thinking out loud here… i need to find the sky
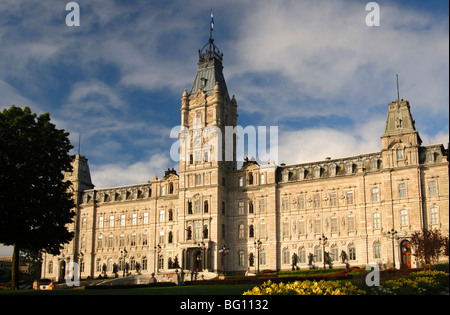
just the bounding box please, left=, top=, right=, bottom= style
left=0, top=0, right=448, bottom=256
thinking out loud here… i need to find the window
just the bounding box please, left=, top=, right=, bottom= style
left=258, top=199, right=265, bottom=213
left=314, top=218, right=321, bottom=234
left=194, top=222, right=202, bottom=240
left=222, top=201, right=226, bottom=214
left=81, top=217, right=87, bottom=229
left=159, top=210, right=165, bottom=222
left=297, top=195, right=305, bottom=210
left=330, top=166, right=336, bottom=176
left=313, top=193, right=320, bottom=209
left=98, top=235, right=103, bottom=248
left=158, top=231, right=164, bottom=244
left=238, top=202, right=244, bottom=215
left=143, top=212, right=149, bottom=224
left=80, top=236, right=85, bottom=249
left=142, top=257, right=148, bottom=271
left=374, top=242, right=381, bottom=259
left=221, top=224, right=225, bottom=238
left=346, top=164, right=353, bottom=174
left=260, top=173, right=265, bottom=185
left=331, top=246, right=339, bottom=262
left=99, top=216, right=104, bottom=228
left=346, top=191, right=354, bottom=205
left=195, top=200, right=201, bottom=214
left=239, top=176, right=244, bottom=187
left=370, top=160, right=378, bottom=170
left=119, top=234, right=124, bottom=247
left=131, top=234, right=136, bottom=246
left=347, top=215, right=355, bottom=231
left=283, top=248, right=290, bottom=264
left=315, top=246, right=322, bottom=262
left=238, top=224, right=244, bottom=239
left=121, top=214, right=126, bottom=226
left=239, top=251, right=245, bottom=267
left=430, top=207, right=439, bottom=225
left=314, top=167, right=321, bottom=178
left=108, top=235, right=113, bottom=247
left=143, top=233, right=148, bottom=246
left=259, top=222, right=266, bottom=238
left=259, top=250, right=266, bottom=265
left=371, top=187, right=379, bottom=202
left=396, top=149, right=404, bottom=160
left=132, top=213, right=137, bottom=225
left=373, top=212, right=381, bottom=229
left=298, top=248, right=306, bottom=263
left=348, top=244, right=356, bottom=260
left=282, top=221, right=289, bottom=237
left=428, top=181, right=437, bottom=196
left=400, top=209, right=409, bottom=226
left=297, top=220, right=306, bottom=235
left=330, top=217, right=338, bottom=233
left=195, top=174, right=202, bottom=185
left=398, top=183, right=407, bottom=198
left=48, top=261, right=53, bottom=274
left=282, top=197, right=289, bottom=211
left=329, top=192, right=337, bottom=207
left=161, top=186, right=165, bottom=196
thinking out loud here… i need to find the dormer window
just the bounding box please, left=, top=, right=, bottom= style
left=396, top=148, right=404, bottom=160
left=200, top=77, right=207, bottom=88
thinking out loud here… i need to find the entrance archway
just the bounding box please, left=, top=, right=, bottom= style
left=400, top=240, right=411, bottom=269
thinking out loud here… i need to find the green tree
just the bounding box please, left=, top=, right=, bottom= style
left=0, top=106, right=75, bottom=289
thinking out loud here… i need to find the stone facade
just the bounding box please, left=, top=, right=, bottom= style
left=41, top=39, right=449, bottom=281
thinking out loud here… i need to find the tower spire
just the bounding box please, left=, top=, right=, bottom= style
left=396, top=74, right=400, bottom=101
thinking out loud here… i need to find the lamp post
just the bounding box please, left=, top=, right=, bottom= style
left=120, top=248, right=127, bottom=277
left=319, top=234, right=328, bottom=269
left=154, top=244, right=161, bottom=274
left=218, top=245, right=229, bottom=275
left=254, top=239, right=262, bottom=274
left=198, top=241, right=206, bottom=271
left=387, top=228, right=398, bottom=269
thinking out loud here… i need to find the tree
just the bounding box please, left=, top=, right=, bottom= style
left=0, top=106, right=75, bottom=289
left=410, top=228, right=446, bottom=265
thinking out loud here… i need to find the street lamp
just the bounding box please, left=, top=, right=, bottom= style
left=218, top=245, right=229, bottom=275
left=319, top=234, right=328, bottom=269
left=120, top=248, right=127, bottom=277
left=154, top=244, right=161, bottom=274
left=198, top=241, right=206, bottom=271
left=254, top=239, right=262, bottom=274
left=387, top=228, right=398, bottom=269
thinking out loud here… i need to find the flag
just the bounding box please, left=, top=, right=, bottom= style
left=210, top=10, right=214, bottom=32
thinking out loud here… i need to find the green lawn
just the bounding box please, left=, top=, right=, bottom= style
left=0, top=284, right=255, bottom=295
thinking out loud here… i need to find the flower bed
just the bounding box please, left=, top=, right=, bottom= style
left=243, top=280, right=366, bottom=295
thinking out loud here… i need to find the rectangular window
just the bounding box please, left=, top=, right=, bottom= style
left=222, top=224, right=226, bottom=238
left=161, top=186, right=165, bottom=196
left=108, top=235, right=113, bottom=247
left=396, top=149, right=404, bottom=160
left=238, top=224, right=244, bottom=239
left=346, top=191, right=354, bottom=205
left=132, top=213, right=137, bottom=225
left=259, top=222, right=266, bottom=238
left=239, top=176, right=244, bottom=187
left=314, top=218, right=321, bottom=234
left=313, top=194, right=320, bottom=209
left=297, top=195, right=305, bottom=210
left=143, top=212, right=149, bottom=224
left=195, top=200, right=201, bottom=214
left=194, top=222, right=202, bottom=240
left=130, top=234, right=136, bottom=246
left=158, top=231, right=164, bottom=244
left=119, top=234, right=124, bottom=247
left=329, top=192, right=337, bottom=207
left=430, top=207, right=439, bottom=224
left=347, top=215, right=355, bottom=231
left=400, top=209, right=409, bottom=226
left=330, top=217, right=338, bottom=233
left=238, top=202, right=244, bottom=215
left=298, top=220, right=306, bottom=235
left=428, top=181, right=437, bottom=196
left=399, top=183, right=407, bottom=198
left=258, top=199, right=265, bottom=213
left=222, top=201, right=226, bottom=214
left=282, top=197, right=289, bottom=211
left=109, top=215, right=114, bottom=227
left=99, top=216, right=104, bottom=228
left=121, top=214, right=126, bottom=226
left=159, top=210, right=165, bottom=222
left=373, top=212, right=381, bottom=229
left=195, top=174, right=202, bottom=185
left=371, top=187, right=379, bottom=202
left=97, top=236, right=102, bottom=249
left=282, top=221, right=289, bottom=237
left=260, top=173, right=265, bottom=185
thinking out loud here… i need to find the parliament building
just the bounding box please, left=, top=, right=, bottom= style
left=41, top=36, right=449, bottom=282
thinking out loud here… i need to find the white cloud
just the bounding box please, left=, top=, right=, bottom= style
left=90, top=153, right=175, bottom=188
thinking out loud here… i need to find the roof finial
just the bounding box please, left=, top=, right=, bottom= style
left=210, top=9, right=214, bottom=42
left=396, top=74, right=400, bottom=101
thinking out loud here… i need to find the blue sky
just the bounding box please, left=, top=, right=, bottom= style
left=0, top=1, right=448, bottom=255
